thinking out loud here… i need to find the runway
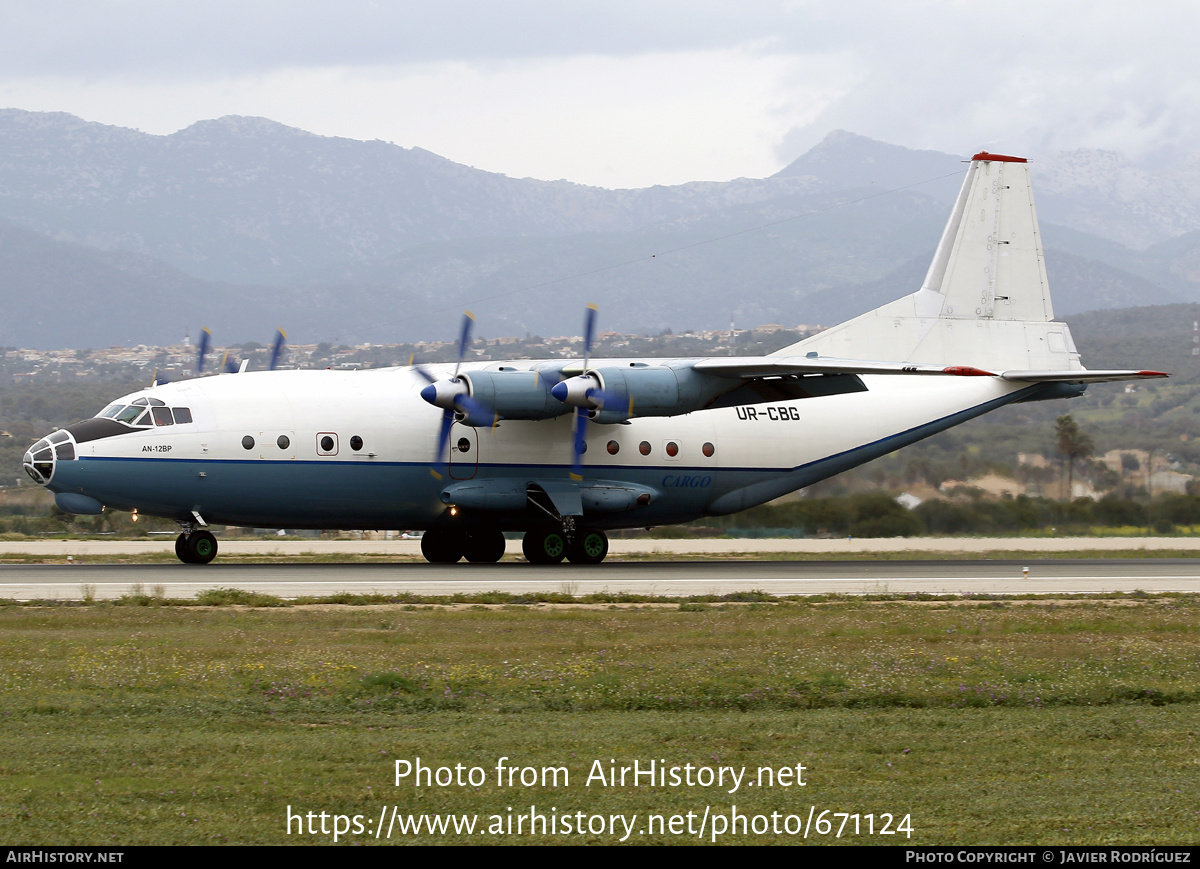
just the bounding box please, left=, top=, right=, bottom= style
left=3, top=559, right=1200, bottom=600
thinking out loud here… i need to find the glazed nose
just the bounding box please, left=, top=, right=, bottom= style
left=22, top=430, right=76, bottom=485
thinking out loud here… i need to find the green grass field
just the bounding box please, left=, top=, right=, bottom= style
left=2, top=596, right=1199, bottom=845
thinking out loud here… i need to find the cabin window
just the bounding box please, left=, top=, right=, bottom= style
left=317, top=433, right=338, bottom=455
left=607, top=440, right=620, bottom=455
left=242, top=435, right=255, bottom=450
left=456, top=437, right=471, bottom=453
left=350, top=435, right=363, bottom=451
left=277, top=435, right=290, bottom=449
left=702, top=442, right=715, bottom=457
left=639, top=441, right=651, bottom=456
left=665, top=441, right=679, bottom=457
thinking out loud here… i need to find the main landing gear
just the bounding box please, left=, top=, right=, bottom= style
left=419, top=527, right=609, bottom=564
left=175, top=529, right=218, bottom=564
left=421, top=528, right=508, bottom=564
left=522, top=528, right=608, bottom=565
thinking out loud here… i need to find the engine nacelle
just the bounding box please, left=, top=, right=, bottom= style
left=557, top=364, right=733, bottom=422
left=459, top=370, right=569, bottom=421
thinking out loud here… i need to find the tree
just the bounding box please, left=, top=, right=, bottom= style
left=1055, top=415, right=1094, bottom=500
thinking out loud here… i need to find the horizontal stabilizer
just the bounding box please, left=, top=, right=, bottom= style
left=695, top=356, right=996, bottom=379
left=999, top=369, right=1168, bottom=383
left=694, top=358, right=1168, bottom=385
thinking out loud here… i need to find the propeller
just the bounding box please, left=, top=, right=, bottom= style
left=547, top=304, right=634, bottom=479
left=414, top=311, right=498, bottom=478
left=268, top=328, right=288, bottom=370
left=220, top=350, right=239, bottom=374
left=196, top=328, right=212, bottom=375
left=542, top=305, right=601, bottom=479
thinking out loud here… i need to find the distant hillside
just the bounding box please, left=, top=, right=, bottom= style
left=2, top=111, right=1199, bottom=347
left=1064, top=303, right=1200, bottom=375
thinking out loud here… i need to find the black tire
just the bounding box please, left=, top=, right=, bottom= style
left=464, top=529, right=506, bottom=563
left=184, top=530, right=218, bottom=565
left=175, top=533, right=191, bottom=564
left=566, top=529, right=609, bottom=564
left=522, top=530, right=566, bottom=564
left=421, top=529, right=463, bottom=564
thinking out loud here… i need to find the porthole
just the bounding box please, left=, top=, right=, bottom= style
left=639, top=441, right=651, bottom=456
left=277, top=435, right=290, bottom=450
left=320, top=435, right=335, bottom=452
left=241, top=435, right=255, bottom=450
left=457, top=437, right=471, bottom=453
left=607, top=440, right=620, bottom=455
left=702, top=442, right=715, bottom=458
left=665, top=441, right=679, bottom=457
left=350, top=435, right=363, bottom=451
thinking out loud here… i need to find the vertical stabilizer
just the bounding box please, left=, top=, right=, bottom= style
left=920, top=153, right=1053, bottom=322
left=775, top=152, right=1080, bottom=371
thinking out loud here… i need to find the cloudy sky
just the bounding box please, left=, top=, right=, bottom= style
left=1, top=0, right=1196, bottom=188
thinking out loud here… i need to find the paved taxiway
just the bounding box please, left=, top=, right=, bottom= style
left=3, top=559, right=1199, bottom=600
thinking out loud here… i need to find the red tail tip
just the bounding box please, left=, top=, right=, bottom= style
left=972, top=151, right=1027, bottom=163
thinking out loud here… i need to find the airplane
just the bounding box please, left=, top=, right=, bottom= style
left=22, top=151, right=1166, bottom=565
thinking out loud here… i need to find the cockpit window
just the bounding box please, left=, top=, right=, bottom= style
left=98, top=399, right=189, bottom=427
left=115, top=406, right=149, bottom=425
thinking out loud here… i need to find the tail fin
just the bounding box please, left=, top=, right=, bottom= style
left=776, top=152, right=1083, bottom=372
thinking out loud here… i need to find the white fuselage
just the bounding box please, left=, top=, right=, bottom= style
left=37, top=360, right=1035, bottom=531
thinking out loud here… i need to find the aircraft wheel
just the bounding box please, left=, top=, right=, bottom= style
left=174, top=533, right=191, bottom=564
left=183, top=530, right=218, bottom=565
left=421, top=529, right=463, bottom=563
left=464, top=529, right=506, bottom=563
left=566, top=529, right=608, bottom=564
left=522, top=530, right=566, bottom=564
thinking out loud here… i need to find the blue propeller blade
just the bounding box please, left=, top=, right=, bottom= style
left=582, top=303, right=597, bottom=365
left=454, top=310, right=475, bottom=379
left=432, top=410, right=455, bottom=479
left=455, top=394, right=500, bottom=429
left=429, top=311, right=479, bottom=478
left=221, top=351, right=239, bottom=374
left=196, top=328, right=212, bottom=375
left=570, top=408, right=588, bottom=480
left=570, top=303, right=598, bottom=479
left=268, top=329, right=287, bottom=370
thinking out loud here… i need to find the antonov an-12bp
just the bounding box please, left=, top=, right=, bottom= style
left=23, top=152, right=1165, bottom=565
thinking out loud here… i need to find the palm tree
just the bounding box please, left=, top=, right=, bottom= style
left=1055, top=415, right=1094, bottom=500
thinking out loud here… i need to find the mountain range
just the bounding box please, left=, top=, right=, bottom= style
left=2, top=109, right=1199, bottom=348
